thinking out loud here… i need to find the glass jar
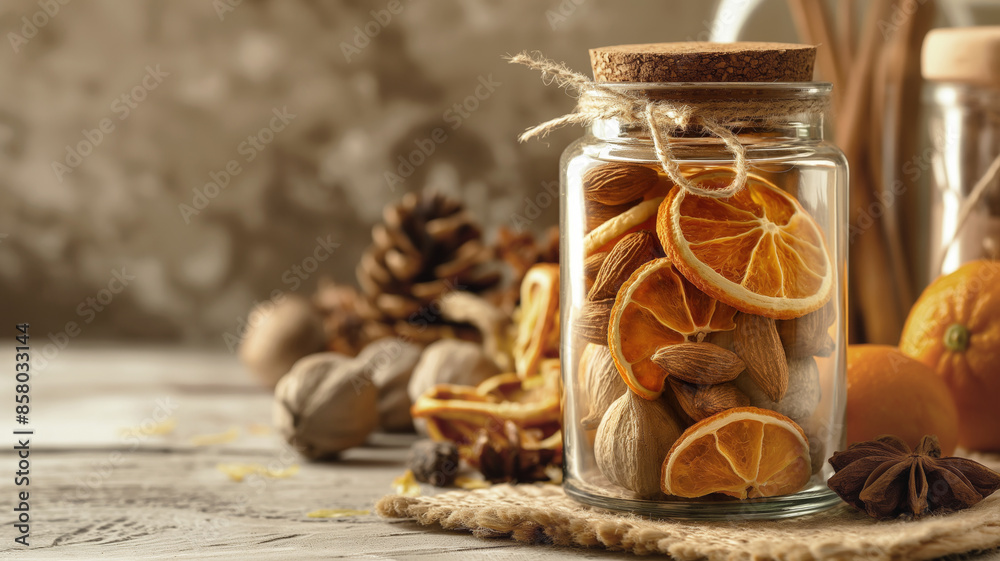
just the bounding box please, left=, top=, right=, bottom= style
left=560, top=81, right=848, bottom=519
left=922, top=28, right=1000, bottom=280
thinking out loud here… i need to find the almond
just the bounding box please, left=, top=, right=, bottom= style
left=651, top=342, right=744, bottom=385
left=586, top=198, right=641, bottom=232
left=733, top=313, right=788, bottom=401
left=575, top=297, right=615, bottom=345
left=776, top=301, right=837, bottom=359
left=584, top=251, right=608, bottom=294
left=578, top=344, right=627, bottom=430
left=588, top=231, right=663, bottom=301
left=583, top=162, right=660, bottom=205
left=668, top=379, right=749, bottom=422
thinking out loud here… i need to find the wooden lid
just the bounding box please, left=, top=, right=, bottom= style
left=589, top=42, right=817, bottom=83
left=923, top=27, right=1000, bottom=88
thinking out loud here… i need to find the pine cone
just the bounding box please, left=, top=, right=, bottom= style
left=493, top=226, right=559, bottom=314
left=356, top=191, right=501, bottom=344
left=313, top=279, right=390, bottom=356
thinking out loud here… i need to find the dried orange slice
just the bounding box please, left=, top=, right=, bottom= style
left=661, top=407, right=811, bottom=498
left=657, top=169, right=833, bottom=320
left=584, top=197, right=663, bottom=255
left=608, top=257, right=737, bottom=400
left=512, top=263, right=560, bottom=378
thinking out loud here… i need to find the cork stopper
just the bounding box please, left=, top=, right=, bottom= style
left=923, top=27, right=1000, bottom=88
left=589, top=42, right=817, bottom=83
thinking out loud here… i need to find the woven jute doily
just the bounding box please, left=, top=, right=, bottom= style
left=376, top=454, right=1000, bottom=560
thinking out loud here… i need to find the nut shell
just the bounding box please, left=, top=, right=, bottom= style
left=358, top=338, right=423, bottom=433
left=239, top=294, right=326, bottom=389
left=595, top=392, right=683, bottom=497
left=408, top=339, right=501, bottom=403
left=273, top=352, right=378, bottom=459
left=579, top=344, right=627, bottom=430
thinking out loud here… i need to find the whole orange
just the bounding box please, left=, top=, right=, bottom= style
left=846, top=345, right=959, bottom=455
left=900, top=260, right=1000, bottom=452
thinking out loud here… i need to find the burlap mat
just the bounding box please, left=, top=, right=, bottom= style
left=376, top=454, right=1000, bottom=560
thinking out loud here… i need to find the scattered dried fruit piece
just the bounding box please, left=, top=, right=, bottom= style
left=734, top=313, right=789, bottom=402
left=217, top=463, right=299, bottom=482
left=596, top=392, right=684, bottom=497
left=584, top=162, right=661, bottom=205
left=657, top=169, right=833, bottom=319
left=608, top=257, right=737, bottom=400
left=410, top=366, right=561, bottom=464
left=661, top=407, right=811, bottom=499
left=584, top=197, right=663, bottom=256
left=247, top=423, right=272, bottom=436
left=455, top=476, right=492, bottom=490
left=512, top=263, right=560, bottom=378
left=392, top=469, right=422, bottom=497
left=650, top=342, right=745, bottom=385
left=119, top=418, right=176, bottom=438
left=191, top=427, right=240, bottom=447
left=828, top=434, right=1000, bottom=519
left=306, top=508, right=371, bottom=519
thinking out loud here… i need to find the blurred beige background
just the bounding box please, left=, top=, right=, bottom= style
left=0, top=0, right=804, bottom=347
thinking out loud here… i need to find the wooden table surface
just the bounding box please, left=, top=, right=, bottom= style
left=2, top=345, right=998, bottom=561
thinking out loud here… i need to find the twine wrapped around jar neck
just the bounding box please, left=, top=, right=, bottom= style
left=509, top=52, right=830, bottom=199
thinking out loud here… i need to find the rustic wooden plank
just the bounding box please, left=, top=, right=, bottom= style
left=0, top=446, right=637, bottom=560
left=3, top=347, right=998, bottom=560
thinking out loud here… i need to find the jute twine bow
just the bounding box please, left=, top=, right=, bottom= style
left=508, top=52, right=827, bottom=199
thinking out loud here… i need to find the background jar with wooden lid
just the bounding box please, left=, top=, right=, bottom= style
left=559, top=42, right=848, bottom=519
left=922, top=27, right=1000, bottom=282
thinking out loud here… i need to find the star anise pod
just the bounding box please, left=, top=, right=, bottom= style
left=828, top=435, right=1000, bottom=520
left=470, top=420, right=562, bottom=483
